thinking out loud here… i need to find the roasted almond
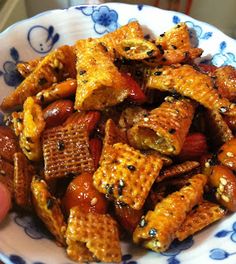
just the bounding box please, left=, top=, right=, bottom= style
left=43, top=99, right=74, bottom=128
left=0, top=126, right=19, bottom=163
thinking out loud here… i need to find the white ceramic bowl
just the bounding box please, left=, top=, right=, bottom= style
left=0, top=3, right=236, bottom=264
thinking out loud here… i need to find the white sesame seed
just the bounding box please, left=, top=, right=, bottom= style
left=220, top=177, right=227, bottom=186
left=0, top=170, right=6, bottom=175
left=226, top=152, right=234, bottom=158
left=227, top=161, right=234, bottom=167
left=205, top=162, right=210, bottom=168
left=216, top=192, right=220, bottom=200
left=221, top=194, right=230, bottom=203
left=90, top=197, right=98, bottom=206
left=218, top=184, right=224, bottom=193
left=143, top=117, right=149, bottom=122
left=153, top=241, right=161, bottom=248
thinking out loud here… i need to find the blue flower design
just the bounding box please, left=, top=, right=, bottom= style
left=92, top=6, right=118, bottom=34
left=161, top=236, right=194, bottom=263
left=215, top=221, right=236, bottom=243
left=75, top=6, right=95, bottom=16
left=0, top=47, right=24, bottom=87
left=212, top=41, right=236, bottom=67
left=137, top=4, right=144, bottom=11
left=27, top=25, right=59, bottom=54
left=14, top=214, right=52, bottom=240
left=172, top=16, right=181, bottom=24
left=122, top=254, right=137, bottom=264
left=77, top=5, right=119, bottom=35
left=210, top=248, right=236, bottom=260
left=9, top=255, right=26, bottom=264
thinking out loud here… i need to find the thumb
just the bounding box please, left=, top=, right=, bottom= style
left=0, top=182, right=11, bottom=223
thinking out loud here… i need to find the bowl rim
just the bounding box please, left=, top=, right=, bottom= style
left=0, top=2, right=235, bottom=45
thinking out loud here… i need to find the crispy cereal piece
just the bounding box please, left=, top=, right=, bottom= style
left=99, top=21, right=143, bottom=58
left=133, top=174, right=207, bottom=252
left=176, top=200, right=227, bottom=241
left=158, top=161, right=200, bottom=182
left=17, top=57, right=42, bottom=78
left=19, top=97, right=45, bottom=161
left=100, top=119, right=127, bottom=162
left=154, top=22, right=203, bottom=65
left=93, top=142, right=163, bottom=210
left=128, top=97, right=195, bottom=155
left=66, top=207, right=121, bottom=263
left=43, top=124, right=94, bottom=180
left=31, top=176, right=66, bottom=245
left=35, top=79, right=77, bottom=104
left=119, top=106, right=149, bottom=129
left=218, top=137, right=236, bottom=170
left=0, top=156, right=14, bottom=196
left=74, top=39, right=128, bottom=110
left=1, top=45, right=76, bottom=110
left=142, top=150, right=173, bottom=166
left=11, top=111, right=24, bottom=136
left=115, top=38, right=159, bottom=60
left=215, top=66, right=236, bottom=101
left=13, top=152, right=34, bottom=209
left=224, top=115, right=236, bottom=133
left=147, top=64, right=236, bottom=116
left=205, top=109, right=233, bottom=148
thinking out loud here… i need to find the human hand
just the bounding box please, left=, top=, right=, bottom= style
left=0, top=182, right=11, bottom=223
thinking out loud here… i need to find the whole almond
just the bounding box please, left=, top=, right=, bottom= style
left=43, top=100, right=74, bottom=128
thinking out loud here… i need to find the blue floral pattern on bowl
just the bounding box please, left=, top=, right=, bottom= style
left=77, top=5, right=118, bottom=34
left=14, top=214, right=52, bottom=240
left=212, top=41, right=236, bottom=67
left=27, top=25, right=59, bottom=54
left=1, top=3, right=236, bottom=264
left=0, top=47, right=23, bottom=87
left=161, top=237, right=194, bottom=264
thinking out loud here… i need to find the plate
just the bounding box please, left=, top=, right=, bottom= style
left=0, top=3, right=236, bottom=264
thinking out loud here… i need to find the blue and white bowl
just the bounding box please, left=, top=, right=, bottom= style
left=0, top=3, right=236, bottom=264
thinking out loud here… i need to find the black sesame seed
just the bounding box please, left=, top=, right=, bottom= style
left=161, top=57, right=167, bottom=62
left=219, top=106, right=228, bottom=114
left=57, top=140, right=65, bottom=151
left=156, top=44, right=164, bottom=55
left=39, top=94, right=45, bottom=103
left=47, top=198, right=54, bottom=209
left=139, top=217, right=147, bottom=228
left=34, top=174, right=42, bottom=181
left=53, top=67, right=60, bottom=74
left=26, top=137, right=33, bottom=143
left=160, top=33, right=165, bottom=37
left=66, top=172, right=75, bottom=178
left=38, top=77, right=47, bottom=86
left=147, top=50, right=154, bottom=57
left=149, top=228, right=157, bottom=237
left=176, top=24, right=181, bottom=28
left=127, top=165, right=136, bottom=171
left=24, top=147, right=31, bottom=152
left=79, top=70, right=86, bottom=75
left=135, top=70, right=142, bottom=77
left=16, top=118, right=22, bottom=123
left=124, top=46, right=131, bottom=51
left=154, top=71, right=162, bottom=76
left=99, top=42, right=108, bottom=52
left=171, top=45, right=177, bottom=50
left=105, top=184, right=114, bottom=195
left=168, top=128, right=176, bottom=134
left=144, top=34, right=150, bottom=40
